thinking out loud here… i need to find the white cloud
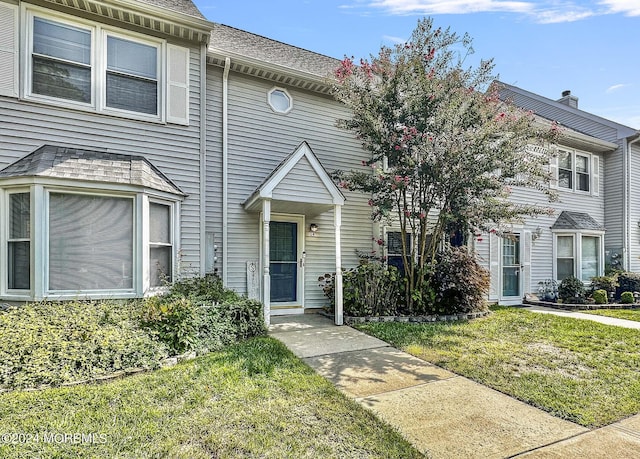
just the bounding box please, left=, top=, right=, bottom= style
left=366, top=0, right=534, bottom=15
left=606, top=83, right=630, bottom=93
left=355, top=0, right=638, bottom=23
left=382, top=34, right=408, bottom=44
left=599, top=0, right=640, bottom=16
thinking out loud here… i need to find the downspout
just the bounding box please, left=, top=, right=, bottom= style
left=627, top=134, right=640, bottom=271
left=222, top=57, right=231, bottom=285
left=199, top=42, right=207, bottom=276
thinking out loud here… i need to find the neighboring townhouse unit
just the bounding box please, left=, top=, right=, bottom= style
left=478, top=82, right=639, bottom=304
left=0, top=0, right=213, bottom=300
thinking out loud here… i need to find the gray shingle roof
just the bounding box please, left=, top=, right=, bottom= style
left=551, top=211, right=604, bottom=231
left=0, top=145, right=185, bottom=196
left=138, top=0, right=206, bottom=19
left=210, top=24, right=340, bottom=79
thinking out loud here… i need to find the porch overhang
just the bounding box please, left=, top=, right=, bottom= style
left=243, top=141, right=345, bottom=327
left=243, top=141, right=345, bottom=213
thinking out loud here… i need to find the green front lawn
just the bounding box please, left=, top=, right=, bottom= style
left=0, top=337, right=421, bottom=459
left=355, top=307, right=640, bottom=428
left=583, top=308, right=640, bottom=322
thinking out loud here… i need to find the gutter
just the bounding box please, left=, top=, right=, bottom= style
left=222, top=57, right=231, bottom=285
left=199, top=42, right=207, bottom=276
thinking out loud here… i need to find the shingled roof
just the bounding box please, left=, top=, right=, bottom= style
left=551, top=211, right=605, bottom=231
left=209, top=23, right=340, bottom=80
left=138, top=0, right=206, bottom=20
left=0, top=145, right=185, bottom=196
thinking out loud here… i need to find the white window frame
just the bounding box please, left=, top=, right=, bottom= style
left=3, top=188, right=32, bottom=295
left=0, top=180, right=180, bottom=300
left=44, top=188, right=137, bottom=295
left=552, top=231, right=604, bottom=283
left=23, top=5, right=166, bottom=123
left=147, top=198, right=177, bottom=290
left=554, top=148, right=597, bottom=195
left=267, top=87, right=292, bottom=114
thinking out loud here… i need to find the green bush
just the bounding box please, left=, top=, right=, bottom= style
left=616, top=272, right=640, bottom=300
left=139, top=296, right=199, bottom=354
left=590, top=275, right=618, bottom=294
left=0, top=301, right=168, bottom=390
left=340, top=261, right=403, bottom=317
left=620, top=291, right=635, bottom=304
left=429, top=247, right=490, bottom=314
left=592, top=289, right=608, bottom=304
left=558, top=276, right=586, bottom=304
left=141, top=276, right=267, bottom=353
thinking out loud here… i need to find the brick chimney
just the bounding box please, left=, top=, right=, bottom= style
left=557, top=90, right=578, bottom=109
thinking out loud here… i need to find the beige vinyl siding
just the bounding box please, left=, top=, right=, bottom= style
left=0, top=45, right=203, bottom=273
left=220, top=71, right=373, bottom=307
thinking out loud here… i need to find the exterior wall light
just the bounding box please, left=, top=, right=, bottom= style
left=309, top=223, right=319, bottom=236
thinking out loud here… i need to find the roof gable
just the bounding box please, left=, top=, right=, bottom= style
left=244, top=142, right=344, bottom=211
left=0, top=145, right=185, bottom=196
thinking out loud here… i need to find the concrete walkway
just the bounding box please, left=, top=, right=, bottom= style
left=522, top=305, right=640, bottom=329
left=269, top=314, right=640, bottom=458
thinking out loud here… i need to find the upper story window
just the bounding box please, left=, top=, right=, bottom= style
left=552, top=148, right=599, bottom=196
left=21, top=6, right=190, bottom=125
left=268, top=87, right=292, bottom=113
left=556, top=149, right=594, bottom=193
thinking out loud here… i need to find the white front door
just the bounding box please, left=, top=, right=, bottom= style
left=269, top=215, right=304, bottom=308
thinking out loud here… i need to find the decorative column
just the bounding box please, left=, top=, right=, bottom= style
left=262, top=199, right=271, bottom=326
left=334, top=205, right=343, bottom=325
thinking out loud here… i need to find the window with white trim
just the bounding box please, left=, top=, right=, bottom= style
left=554, top=149, right=597, bottom=194
left=1, top=185, right=179, bottom=299
left=268, top=87, right=292, bottom=113
left=149, top=201, right=173, bottom=287
left=554, top=233, right=602, bottom=282
left=7, top=192, right=30, bottom=290
left=48, top=192, right=134, bottom=291
left=24, top=6, right=189, bottom=124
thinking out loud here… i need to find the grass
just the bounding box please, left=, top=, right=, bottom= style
left=0, top=337, right=422, bottom=459
left=583, top=308, right=640, bottom=322
left=355, top=306, right=640, bottom=428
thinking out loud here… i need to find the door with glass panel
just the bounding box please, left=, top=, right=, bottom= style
left=501, top=235, right=521, bottom=299
left=269, top=219, right=303, bottom=304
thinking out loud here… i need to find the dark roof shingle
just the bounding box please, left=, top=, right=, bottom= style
left=138, top=0, right=206, bottom=19
left=551, top=211, right=604, bottom=231
left=0, top=145, right=185, bottom=196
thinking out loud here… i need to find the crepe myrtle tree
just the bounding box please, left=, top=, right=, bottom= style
left=331, top=18, right=561, bottom=311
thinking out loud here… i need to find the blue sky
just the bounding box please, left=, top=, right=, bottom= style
left=193, top=0, right=640, bottom=129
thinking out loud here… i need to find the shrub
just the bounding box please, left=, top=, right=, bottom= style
left=592, top=289, right=608, bottom=305
left=339, top=261, right=403, bottom=317
left=620, top=291, right=635, bottom=304
left=616, top=272, right=640, bottom=300
left=0, top=301, right=168, bottom=390
left=141, top=276, right=267, bottom=353
left=139, top=296, right=199, bottom=354
left=590, top=275, right=618, bottom=294
left=558, top=276, right=586, bottom=304
left=429, top=247, right=490, bottom=314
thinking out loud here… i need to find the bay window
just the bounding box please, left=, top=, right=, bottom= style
left=554, top=233, right=603, bottom=282
left=149, top=202, right=173, bottom=287
left=8, top=192, right=30, bottom=290
left=48, top=193, right=134, bottom=291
